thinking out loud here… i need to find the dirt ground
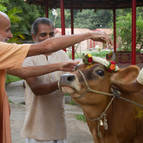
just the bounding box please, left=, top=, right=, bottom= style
left=7, top=81, right=93, bottom=143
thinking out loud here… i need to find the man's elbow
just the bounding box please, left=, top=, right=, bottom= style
left=28, top=85, right=42, bottom=96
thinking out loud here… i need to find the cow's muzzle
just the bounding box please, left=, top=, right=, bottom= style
left=59, top=73, right=81, bottom=94
left=60, top=73, right=76, bottom=85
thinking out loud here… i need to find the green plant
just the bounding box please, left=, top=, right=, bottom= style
left=69, top=99, right=77, bottom=105
left=6, top=74, right=21, bottom=84
left=76, top=114, right=86, bottom=122
left=116, top=13, right=143, bottom=52
left=8, top=99, right=14, bottom=104
left=64, top=93, right=70, bottom=96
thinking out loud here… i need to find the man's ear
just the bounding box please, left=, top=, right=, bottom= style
left=111, top=65, right=140, bottom=91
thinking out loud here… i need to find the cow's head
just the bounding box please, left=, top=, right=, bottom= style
left=60, top=56, right=140, bottom=106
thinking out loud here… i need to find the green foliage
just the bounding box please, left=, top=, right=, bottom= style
left=69, top=99, right=77, bottom=105
left=8, top=0, right=44, bottom=41
left=48, top=9, right=112, bottom=29
left=6, top=74, right=21, bottom=84
left=0, top=0, right=9, bottom=2
left=0, top=0, right=8, bottom=11
left=136, top=15, right=143, bottom=48
left=49, top=9, right=72, bottom=28
left=116, top=13, right=132, bottom=50
left=74, top=9, right=112, bottom=29
left=7, top=7, right=22, bottom=24
left=0, top=0, right=45, bottom=42
left=8, top=32, right=26, bottom=43
left=67, top=51, right=109, bottom=59
left=64, top=93, right=70, bottom=96
left=0, top=4, right=7, bottom=12
left=76, top=114, right=86, bottom=122
left=91, top=51, right=110, bottom=58
left=116, top=12, right=143, bottom=51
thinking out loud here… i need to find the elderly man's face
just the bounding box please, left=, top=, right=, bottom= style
left=32, top=24, right=54, bottom=42
left=0, top=16, right=13, bottom=42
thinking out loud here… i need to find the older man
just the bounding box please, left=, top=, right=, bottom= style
left=0, top=11, right=110, bottom=143
left=21, top=17, right=72, bottom=143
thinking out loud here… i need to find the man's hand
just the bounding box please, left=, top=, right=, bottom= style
left=90, top=31, right=112, bottom=45
left=59, top=61, right=79, bottom=72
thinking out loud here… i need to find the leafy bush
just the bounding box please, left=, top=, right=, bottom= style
left=116, top=13, right=143, bottom=51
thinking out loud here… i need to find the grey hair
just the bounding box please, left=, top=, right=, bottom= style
left=31, top=17, right=54, bottom=35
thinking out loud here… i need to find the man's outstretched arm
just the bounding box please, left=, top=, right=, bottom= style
left=28, top=32, right=110, bottom=56
left=7, top=61, right=78, bottom=79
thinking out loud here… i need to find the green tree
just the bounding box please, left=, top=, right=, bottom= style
left=8, top=0, right=44, bottom=41
left=116, top=12, right=143, bottom=51
left=0, top=0, right=8, bottom=12
left=74, top=9, right=112, bottom=29
left=49, top=9, right=73, bottom=28
left=0, top=0, right=45, bottom=42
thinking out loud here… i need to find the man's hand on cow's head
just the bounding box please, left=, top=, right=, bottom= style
left=59, top=61, right=80, bottom=72
left=90, top=31, right=111, bottom=44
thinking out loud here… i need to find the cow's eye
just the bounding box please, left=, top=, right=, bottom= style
left=96, top=70, right=104, bottom=76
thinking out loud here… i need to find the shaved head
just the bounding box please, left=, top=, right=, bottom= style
left=0, top=11, right=10, bottom=29
left=0, top=11, right=9, bottom=20
left=0, top=11, right=12, bottom=42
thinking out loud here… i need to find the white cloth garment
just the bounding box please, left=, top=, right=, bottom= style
left=21, top=50, right=70, bottom=141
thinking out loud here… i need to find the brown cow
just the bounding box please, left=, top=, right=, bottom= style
left=59, top=57, right=143, bottom=143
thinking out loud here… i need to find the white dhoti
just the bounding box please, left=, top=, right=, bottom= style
left=26, top=138, right=67, bottom=143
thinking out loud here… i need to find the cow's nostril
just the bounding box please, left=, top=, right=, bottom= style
left=67, top=75, right=75, bottom=82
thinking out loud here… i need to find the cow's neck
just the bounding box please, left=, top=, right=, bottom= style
left=82, top=93, right=139, bottom=143
left=80, top=97, right=113, bottom=142
left=80, top=96, right=113, bottom=119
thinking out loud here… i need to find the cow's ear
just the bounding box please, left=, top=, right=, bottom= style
left=111, top=65, right=140, bottom=92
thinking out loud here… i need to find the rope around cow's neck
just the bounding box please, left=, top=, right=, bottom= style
left=77, top=69, right=143, bottom=109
